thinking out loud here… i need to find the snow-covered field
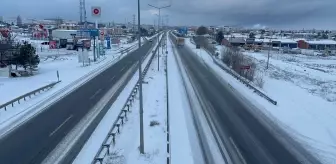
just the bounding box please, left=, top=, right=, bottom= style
left=244, top=51, right=336, bottom=102
left=185, top=38, right=336, bottom=163
left=0, top=37, right=138, bottom=135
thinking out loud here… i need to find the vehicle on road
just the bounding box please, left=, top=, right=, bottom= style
left=176, top=37, right=185, bottom=47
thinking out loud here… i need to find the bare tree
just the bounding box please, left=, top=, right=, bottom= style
left=221, top=47, right=258, bottom=82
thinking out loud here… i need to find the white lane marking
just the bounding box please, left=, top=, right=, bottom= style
left=49, top=115, right=73, bottom=137
left=109, top=76, right=116, bottom=82
left=90, top=89, right=102, bottom=100
left=120, top=66, right=127, bottom=72
left=229, top=137, right=247, bottom=164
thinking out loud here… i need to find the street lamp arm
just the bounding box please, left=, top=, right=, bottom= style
left=160, top=5, right=171, bottom=9
left=148, top=4, right=171, bottom=9
left=148, top=4, right=159, bottom=9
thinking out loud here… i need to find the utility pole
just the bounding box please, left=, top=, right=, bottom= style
left=148, top=4, right=171, bottom=71
left=138, top=0, right=144, bottom=154
left=266, top=38, right=271, bottom=69
left=133, top=14, right=135, bottom=34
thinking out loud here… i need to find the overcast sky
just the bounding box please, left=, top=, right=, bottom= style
left=0, top=0, right=335, bottom=29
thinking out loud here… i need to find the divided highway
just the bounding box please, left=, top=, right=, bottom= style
left=0, top=40, right=155, bottom=164
left=171, top=35, right=321, bottom=164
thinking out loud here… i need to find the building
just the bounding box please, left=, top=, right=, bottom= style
left=58, top=23, right=79, bottom=30
left=16, top=16, right=22, bottom=27
left=305, top=40, right=336, bottom=50
left=228, top=37, right=245, bottom=47
left=297, top=40, right=309, bottom=49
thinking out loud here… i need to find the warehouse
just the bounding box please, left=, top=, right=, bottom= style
left=297, top=40, right=336, bottom=50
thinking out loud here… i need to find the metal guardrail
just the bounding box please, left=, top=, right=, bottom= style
left=164, top=34, right=171, bottom=164
left=117, top=44, right=137, bottom=54
left=212, top=59, right=277, bottom=105
left=0, top=81, right=62, bottom=111
left=92, top=34, right=165, bottom=164
left=188, top=37, right=277, bottom=105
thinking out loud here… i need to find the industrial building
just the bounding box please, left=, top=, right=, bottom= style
left=298, top=40, right=336, bottom=50
left=224, top=37, right=336, bottom=51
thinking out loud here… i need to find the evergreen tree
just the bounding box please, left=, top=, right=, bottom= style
left=196, top=26, right=208, bottom=35
left=249, top=32, right=256, bottom=38
left=216, top=31, right=224, bottom=44
left=18, top=42, right=37, bottom=70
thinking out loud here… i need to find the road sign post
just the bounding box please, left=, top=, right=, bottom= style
left=56, top=70, right=59, bottom=82
left=91, top=6, right=101, bottom=62
left=91, top=7, right=101, bottom=17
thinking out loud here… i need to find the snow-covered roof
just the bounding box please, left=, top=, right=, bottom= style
left=254, top=38, right=297, bottom=44
left=306, top=40, right=336, bottom=45
left=273, top=38, right=297, bottom=44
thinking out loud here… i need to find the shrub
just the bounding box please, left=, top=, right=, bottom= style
left=149, top=120, right=160, bottom=127
left=254, top=73, right=265, bottom=88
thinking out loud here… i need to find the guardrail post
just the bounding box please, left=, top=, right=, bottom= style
left=131, top=93, right=135, bottom=102
left=123, top=109, right=127, bottom=119
left=111, top=133, right=116, bottom=144
left=120, top=116, right=124, bottom=124
left=116, top=124, right=120, bottom=133
left=95, top=158, right=103, bottom=164
left=103, top=144, right=110, bottom=155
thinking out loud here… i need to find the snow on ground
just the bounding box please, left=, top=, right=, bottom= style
left=185, top=38, right=336, bottom=163
left=73, top=34, right=165, bottom=164
left=0, top=39, right=138, bottom=134
left=244, top=51, right=336, bottom=102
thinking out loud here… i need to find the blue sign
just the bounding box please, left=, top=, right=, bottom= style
left=106, top=36, right=111, bottom=49
left=78, top=29, right=99, bottom=37
left=178, top=27, right=188, bottom=35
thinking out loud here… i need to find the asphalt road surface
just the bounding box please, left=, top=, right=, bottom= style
left=173, top=36, right=321, bottom=164
left=0, top=40, right=154, bottom=164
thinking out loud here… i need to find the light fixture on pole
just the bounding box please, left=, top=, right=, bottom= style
left=148, top=4, right=171, bottom=71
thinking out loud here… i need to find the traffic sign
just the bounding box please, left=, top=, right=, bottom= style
left=100, top=31, right=104, bottom=35
left=240, top=66, right=251, bottom=69
left=78, top=29, right=99, bottom=37
left=91, top=6, right=101, bottom=17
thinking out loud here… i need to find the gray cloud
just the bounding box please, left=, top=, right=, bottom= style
left=0, top=0, right=335, bottom=29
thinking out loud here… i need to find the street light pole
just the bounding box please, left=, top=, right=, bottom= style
left=138, top=0, right=144, bottom=154
left=148, top=4, right=171, bottom=71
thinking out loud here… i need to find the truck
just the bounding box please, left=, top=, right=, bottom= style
left=176, top=37, right=185, bottom=47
